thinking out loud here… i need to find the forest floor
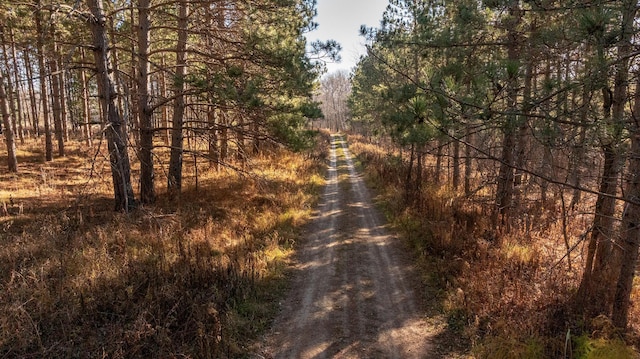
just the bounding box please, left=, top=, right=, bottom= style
left=0, top=137, right=327, bottom=357
left=258, top=134, right=467, bottom=358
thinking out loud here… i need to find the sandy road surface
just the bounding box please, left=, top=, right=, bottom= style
left=260, top=134, right=435, bottom=358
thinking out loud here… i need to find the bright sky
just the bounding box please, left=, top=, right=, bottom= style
left=306, top=0, right=389, bottom=74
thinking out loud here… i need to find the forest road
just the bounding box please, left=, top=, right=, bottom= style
left=259, top=134, right=435, bottom=358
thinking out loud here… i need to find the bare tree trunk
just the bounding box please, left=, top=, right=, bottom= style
left=579, top=1, right=634, bottom=319
left=416, top=147, right=423, bottom=197
left=569, top=78, right=591, bottom=210
left=87, top=0, right=136, bottom=212
left=540, top=58, right=559, bottom=203
left=49, top=27, right=64, bottom=157
left=613, top=72, right=640, bottom=329
left=464, top=127, right=473, bottom=195
left=405, top=143, right=415, bottom=203
left=609, top=0, right=638, bottom=329
left=514, top=50, right=534, bottom=190
left=8, top=28, right=25, bottom=143
left=496, top=126, right=516, bottom=223
left=252, top=120, right=260, bottom=154
left=35, top=1, right=53, bottom=161
left=80, top=48, right=92, bottom=146
left=23, top=48, right=39, bottom=137
left=109, top=17, right=126, bottom=136
left=494, top=1, right=521, bottom=227
left=137, top=0, right=155, bottom=204
left=452, top=136, right=460, bottom=191
left=0, top=71, right=18, bottom=172
left=208, top=106, right=219, bottom=170
left=59, top=55, right=69, bottom=142
left=160, top=55, right=170, bottom=144
left=127, top=6, right=139, bottom=147
left=236, top=112, right=246, bottom=162
left=435, top=139, right=443, bottom=184
left=168, top=0, right=189, bottom=193
left=0, top=28, right=20, bottom=142
left=220, top=110, right=228, bottom=163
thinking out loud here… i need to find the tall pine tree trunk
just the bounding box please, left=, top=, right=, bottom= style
left=0, top=28, right=20, bottom=144
left=236, top=112, right=246, bottom=162
left=610, top=0, right=638, bottom=329
left=208, top=106, right=219, bottom=170
left=109, top=17, right=127, bottom=137
left=87, top=0, right=136, bottom=212
left=168, top=0, right=189, bottom=193
left=579, top=0, right=634, bottom=319
left=613, top=73, right=640, bottom=329
left=35, top=1, right=53, bottom=161
left=59, top=56, right=69, bottom=142
left=160, top=55, right=170, bottom=144
left=220, top=110, right=228, bottom=163
left=49, top=38, right=65, bottom=157
left=452, top=136, right=460, bottom=191
left=494, top=1, right=522, bottom=227
left=514, top=48, right=534, bottom=192
left=0, top=71, right=18, bottom=172
left=23, top=48, right=39, bottom=137
left=464, top=127, right=473, bottom=196
left=434, top=139, right=443, bottom=184
left=138, top=0, right=155, bottom=203
left=8, top=28, right=24, bottom=143
left=569, top=74, right=592, bottom=210
left=80, top=48, right=92, bottom=146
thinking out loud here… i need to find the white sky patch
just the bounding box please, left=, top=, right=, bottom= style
left=306, top=0, right=388, bottom=74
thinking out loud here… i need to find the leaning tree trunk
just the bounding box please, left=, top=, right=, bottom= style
left=87, top=0, right=136, bottom=212
left=137, top=0, right=155, bottom=204
left=167, top=0, right=189, bottom=194
left=0, top=71, right=18, bottom=172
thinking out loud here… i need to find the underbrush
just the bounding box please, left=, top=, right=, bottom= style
left=0, top=135, right=327, bottom=358
left=348, top=135, right=639, bottom=358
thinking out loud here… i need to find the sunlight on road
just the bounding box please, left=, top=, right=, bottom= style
left=261, top=134, right=438, bottom=358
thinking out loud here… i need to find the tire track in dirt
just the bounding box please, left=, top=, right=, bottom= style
left=260, top=134, right=435, bottom=358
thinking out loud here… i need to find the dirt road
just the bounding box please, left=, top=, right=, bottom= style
left=260, top=134, right=436, bottom=358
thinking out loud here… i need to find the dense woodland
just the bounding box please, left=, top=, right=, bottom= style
left=345, top=0, right=640, bottom=356
left=0, top=0, right=334, bottom=356
left=0, top=0, right=338, bottom=207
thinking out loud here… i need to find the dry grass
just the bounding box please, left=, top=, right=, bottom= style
left=348, top=134, right=640, bottom=358
left=0, top=134, right=327, bottom=358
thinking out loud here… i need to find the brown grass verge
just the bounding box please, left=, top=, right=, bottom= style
left=0, top=133, right=328, bottom=358
left=348, top=134, right=639, bottom=359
